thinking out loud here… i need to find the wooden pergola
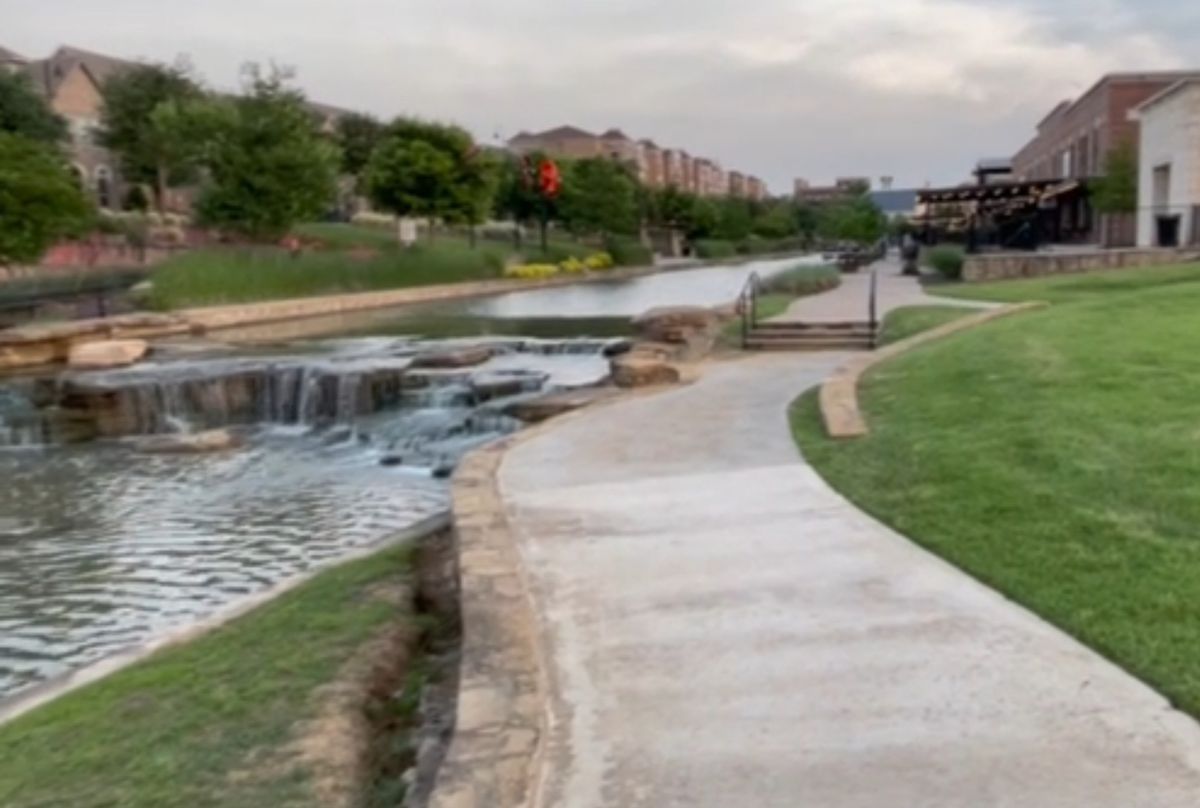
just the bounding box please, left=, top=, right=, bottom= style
left=916, top=179, right=1088, bottom=250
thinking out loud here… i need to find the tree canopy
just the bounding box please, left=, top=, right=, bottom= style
left=0, top=133, right=91, bottom=264
left=335, top=113, right=385, bottom=179
left=99, top=61, right=204, bottom=212
left=365, top=118, right=496, bottom=234
left=1091, top=140, right=1138, bottom=215
left=559, top=158, right=638, bottom=236
left=816, top=196, right=887, bottom=245
left=195, top=67, right=339, bottom=239
left=0, top=71, right=67, bottom=143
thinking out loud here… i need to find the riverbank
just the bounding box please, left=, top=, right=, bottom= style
left=0, top=524, right=455, bottom=808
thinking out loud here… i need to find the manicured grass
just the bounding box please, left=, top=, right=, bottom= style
left=792, top=275, right=1200, bottom=717
left=149, top=243, right=509, bottom=309
left=878, top=305, right=974, bottom=345
left=0, top=545, right=415, bottom=808
left=931, top=260, right=1200, bottom=305
left=294, top=221, right=403, bottom=250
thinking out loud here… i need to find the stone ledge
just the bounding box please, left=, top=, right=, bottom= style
left=819, top=302, right=1046, bottom=439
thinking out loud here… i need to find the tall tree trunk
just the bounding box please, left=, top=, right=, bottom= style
left=469, top=225, right=477, bottom=249
left=539, top=215, right=548, bottom=254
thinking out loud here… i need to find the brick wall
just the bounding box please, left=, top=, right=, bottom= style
left=962, top=247, right=1199, bottom=282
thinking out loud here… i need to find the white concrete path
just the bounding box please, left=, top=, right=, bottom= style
left=500, top=354, right=1200, bottom=807
left=775, top=258, right=993, bottom=323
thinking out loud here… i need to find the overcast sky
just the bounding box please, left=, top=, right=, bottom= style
left=4, top=0, right=1197, bottom=193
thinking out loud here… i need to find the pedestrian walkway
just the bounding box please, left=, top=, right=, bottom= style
left=774, top=258, right=993, bottom=323
left=499, top=354, right=1200, bottom=807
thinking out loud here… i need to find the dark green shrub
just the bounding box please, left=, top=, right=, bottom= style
left=926, top=245, right=966, bottom=280
left=604, top=236, right=653, bottom=267
left=762, top=263, right=840, bottom=296
left=693, top=239, right=737, bottom=259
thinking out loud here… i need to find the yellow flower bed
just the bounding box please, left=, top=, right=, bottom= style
left=503, top=263, right=560, bottom=280
left=585, top=252, right=615, bottom=270
left=559, top=256, right=587, bottom=274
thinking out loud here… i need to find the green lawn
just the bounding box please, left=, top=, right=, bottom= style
left=930, top=261, right=1200, bottom=305
left=878, top=305, right=974, bottom=345
left=792, top=266, right=1200, bottom=717
left=0, top=545, right=416, bottom=808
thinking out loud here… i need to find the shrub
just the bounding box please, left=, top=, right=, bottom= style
left=604, top=236, right=653, bottom=267
left=559, top=256, right=587, bottom=274
left=584, top=251, right=614, bottom=270
left=503, top=263, right=560, bottom=280
left=926, top=245, right=966, bottom=280
left=693, top=239, right=737, bottom=259
left=762, top=263, right=841, bottom=296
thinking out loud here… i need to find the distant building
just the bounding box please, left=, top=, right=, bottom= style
left=794, top=177, right=867, bottom=204
left=508, top=125, right=604, bottom=160
left=868, top=188, right=919, bottom=221
left=1130, top=80, right=1200, bottom=248
left=728, top=171, right=747, bottom=198
left=746, top=176, right=768, bottom=201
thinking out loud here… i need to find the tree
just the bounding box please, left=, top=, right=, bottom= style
left=0, top=133, right=91, bottom=264
left=817, top=197, right=887, bottom=245
left=1091, top=140, right=1137, bottom=214
left=99, top=61, right=204, bottom=214
left=494, top=153, right=560, bottom=248
left=366, top=118, right=496, bottom=242
left=0, top=71, right=67, bottom=143
left=715, top=197, right=753, bottom=240
left=196, top=66, right=339, bottom=239
left=335, top=113, right=385, bottom=179
left=752, top=203, right=796, bottom=239
left=559, top=157, right=638, bottom=237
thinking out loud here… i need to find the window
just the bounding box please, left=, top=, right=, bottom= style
left=1153, top=164, right=1171, bottom=211
left=94, top=165, right=113, bottom=210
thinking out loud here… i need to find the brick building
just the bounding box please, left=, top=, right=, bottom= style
left=507, top=125, right=750, bottom=198
left=793, top=177, right=868, bottom=204
left=746, top=176, right=767, bottom=201
left=1011, top=72, right=1200, bottom=244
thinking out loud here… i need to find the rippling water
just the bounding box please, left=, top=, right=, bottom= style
left=0, top=339, right=612, bottom=701
left=0, top=435, right=447, bottom=698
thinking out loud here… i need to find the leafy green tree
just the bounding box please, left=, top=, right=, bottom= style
left=335, top=113, right=385, bottom=179
left=494, top=153, right=560, bottom=249
left=0, top=133, right=91, bottom=264
left=0, top=71, right=67, bottom=143
left=99, top=61, right=204, bottom=214
left=196, top=67, right=339, bottom=239
left=752, top=203, right=796, bottom=239
left=559, top=157, right=638, bottom=237
left=792, top=202, right=820, bottom=244
left=715, top=197, right=754, bottom=240
left=367, top=118, right=495, bottom=242
left=817, top=197, right=887, bottom=245
left=1091, top=140, right=1137, bottom=214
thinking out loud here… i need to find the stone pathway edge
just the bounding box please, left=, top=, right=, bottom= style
left=820, top=301, right=1047, bottom=439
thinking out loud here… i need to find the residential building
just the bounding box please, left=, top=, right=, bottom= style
left=728, top=171, right=747, bottom=198
left=508, top=125, right=604, bottom=160
left=1130, top=80, right=1200, bottom=247
left=6, top=45, right=136, bottom=209
left=746, top=176, right=767, bottom=201
left=638, top=139, right=664, bottom=187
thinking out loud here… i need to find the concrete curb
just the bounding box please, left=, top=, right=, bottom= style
left=819, top=301, right=1047, bottom=438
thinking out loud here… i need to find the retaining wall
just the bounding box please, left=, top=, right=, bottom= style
left=963, top=248, right=1200, bottom=283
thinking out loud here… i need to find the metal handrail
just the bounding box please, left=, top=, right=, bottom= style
left=868, top=268, right=879, bottom=349
left=738, top=271, right=762, bottom=349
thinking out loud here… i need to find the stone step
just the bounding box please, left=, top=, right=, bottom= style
left=744, top=335, right=874, bottom=351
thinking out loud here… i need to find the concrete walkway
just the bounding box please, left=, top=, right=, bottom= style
left=775, top=258, right=993, bottom=323
left=499, top=354, right=1200, bottom=807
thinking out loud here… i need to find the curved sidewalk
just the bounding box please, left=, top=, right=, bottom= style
left=774, top=258, right=994, bottom=323
left=498, top=354, right=1200, bottom=807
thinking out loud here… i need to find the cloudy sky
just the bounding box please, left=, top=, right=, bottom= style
left=3, top=0, right=1196, bottom=193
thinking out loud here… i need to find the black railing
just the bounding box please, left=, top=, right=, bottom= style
left=738, top=271, right=762, bottom=349
left=868, top=268, right=879, bottom=349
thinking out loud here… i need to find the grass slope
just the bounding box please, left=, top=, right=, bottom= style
left=878, top=305, right=973, bottom=346
left=793, top=270, right=1200, bottom=717
left=930, top=261, right=1200, bottom=305
left=0, top=545, right=414, bottom=808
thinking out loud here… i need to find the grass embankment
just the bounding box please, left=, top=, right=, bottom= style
left=148, top=223, right=606, bottom=309
left=0, top=544, right=420, bottom=808
left=792, top=261, right=1200, bottom=716
left=878, top=305, right=973, bottom=345
left=720, top=263, right=840, bottom=346
left=930, top=260, right=1200, bottom=305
